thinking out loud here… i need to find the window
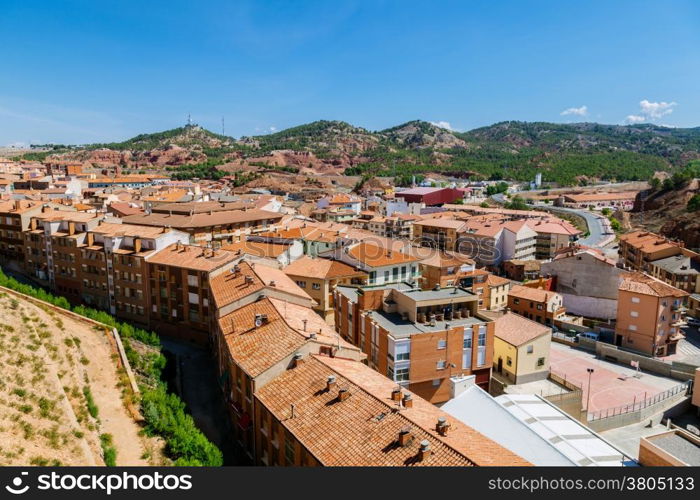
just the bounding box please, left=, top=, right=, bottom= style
left=312, top=283, right=321, bottom=290
left=436, top=360, right=446, bottom=370
left=437, top=339, right=447, bottom=350
left=296, top=280, right=306, bottom=288
left=537, top=357, right=545, bottom=367
left=284, top=433, right=295, bottom=465
left=630, top=311, right=639, bottom=317
left=384, top=270, right=390, bottom=282
left=506, top=357, right=512, bottom=366
left=536, top=304, right=543, bottom=310
left=395, top=367, right=409, bottom=382
left=631, top=297, right=640, bottom=303
left=629, top=325, right=637, bottom=331
left=527, top=345, right=534, bottom=354
left=395, top=342, right=410, bottom=361
left=463, top=330, right=473, bottom=349
left=432, top=379, right=441, bottom=387
left=514, top=298, right=520, bottom=305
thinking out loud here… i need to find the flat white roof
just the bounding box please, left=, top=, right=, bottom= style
left=496, top=394, right=637, bottom=467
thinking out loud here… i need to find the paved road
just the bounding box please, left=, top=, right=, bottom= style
left=489, top=193, right=613, bottom=248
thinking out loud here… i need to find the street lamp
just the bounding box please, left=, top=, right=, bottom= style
left=586, top=368, right=595, bottom=413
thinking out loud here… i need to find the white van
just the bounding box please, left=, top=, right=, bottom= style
left=577, top=331, right=599, bottom=342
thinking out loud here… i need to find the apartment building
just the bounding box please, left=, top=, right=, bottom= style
left=615, top=273, right=688, bottom=357
left=493, top=312, right=551, bottom=385
left=0, top=200, right=73, bottom=261
left=334, top=283, right=495, bottom=403
left=412, top=248, right=476, bottom=290
left=618, top=231, right=685, bottom=271
left=648, top=253, right=700, bottom=295
left=524, top=218, right=581, bottom=260
left=413, top=218, right=465, bottom=251
left=146, top=242, right=240, bottom=341
left=503, top=259, right=541, bottom=281
left=507, top=284, right=565, bottom=326
left=366, top=213, right=419, bottom=240
left=283, top=256, right=366, bottom=324
left=122, top=207, right=284, bottom=246
left=23, top=210, right=103, bottom=303
left=329, top=241, right=420, bottom=286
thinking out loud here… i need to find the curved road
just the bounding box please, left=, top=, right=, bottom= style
left=489, top=192, right=613, bottom=248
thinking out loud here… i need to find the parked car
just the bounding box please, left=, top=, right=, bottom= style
left=687, top=317, right=700, bottom=327
left=577, top=331, right=600, bottom=342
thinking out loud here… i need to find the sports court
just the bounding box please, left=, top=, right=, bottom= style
left=549, top=343, right=679, bottom=413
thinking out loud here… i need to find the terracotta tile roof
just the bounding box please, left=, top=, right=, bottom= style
left=347, top=242, right=419, bottom=268
left=151, top=200, right=253, bottom=214
left=619, top=231, right=682, bottom=254
left=563, top=191, right=638, bottom=202
left=91, top=221, right=171, bottom=239
left=209, top=260, right=312, bottom=309
left=256, top=355, right=530, bottom=466
left=122, top=208, right=283, bottom=229
left=495, top=312, right=550, bottom=346
left=284, top=256, right=364, bottom=280
left=107, top=202, right=144, bottom=217
left=221, top=240, right=290, bottom=259
left=147, top=243, right=238, bottom=272
left=218, top=298, right=308, bottom=377
left=509, top=284, right=559, bottom=303
left=415, top=218, right=467, bottom=230
left=618, top=272, right=689, bottom=298
left=525, top=218, right=582, bottom=236
left=210, top=261, right=265, bottom=308
left=486, top=274, right=511, bottom=287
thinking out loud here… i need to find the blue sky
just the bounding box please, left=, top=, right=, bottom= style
left=1, top=0, right=699, bottom=145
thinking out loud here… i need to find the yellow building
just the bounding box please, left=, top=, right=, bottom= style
left=493, top=312, right=551, bottom=384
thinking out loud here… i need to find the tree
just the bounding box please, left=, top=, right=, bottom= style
left=649, top=176, right=661, bottom=190
left=688, top=194, right=700, bottom=212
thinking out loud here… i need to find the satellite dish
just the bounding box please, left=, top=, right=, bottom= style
left=254, top=318, right=263, bottom=328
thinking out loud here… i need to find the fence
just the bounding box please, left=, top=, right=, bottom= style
left=544, top=369, right=585, bottom=421
left=588, top=380, right=693, bottom=422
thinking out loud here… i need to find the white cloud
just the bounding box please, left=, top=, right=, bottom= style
left=268, top=126, right=277, bottom=132
left=625, top=114, right=646, bottom=124
left=624, top=99, right=678, bottom=124
left=430, top=121, right=456, bottom=131
left=639, top=99, right=677, bottom=119
left=560, top=105, right=588, bottom=117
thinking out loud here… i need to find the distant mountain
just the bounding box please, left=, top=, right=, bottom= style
left=21, top=120, right=700, bottom=186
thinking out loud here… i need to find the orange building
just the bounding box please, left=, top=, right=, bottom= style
left=615, top=273, right=688, bottom=356
left=507, top=284, right=565, bottom=326
left=334, top=283, right=495, bottom=402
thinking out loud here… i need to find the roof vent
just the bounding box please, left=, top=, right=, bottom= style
left=326, top=375, right=337, bottom=391
left=402, top=393, right=413, bottom=408
left=418, top=440, right=431, bottom=461
left=245, top=275, right=254, bottom=284
left=436, top=417, right=450, bottom=436
left=391, top=387, right=402, bottom=402
left=269, top=280, right=276, bottom=287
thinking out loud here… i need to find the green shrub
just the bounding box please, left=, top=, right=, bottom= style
left=141, top=387, right=223, bottom=466
left=83, top=387, right=99, bottom=419
left=100, top=434, right=117, bottom=466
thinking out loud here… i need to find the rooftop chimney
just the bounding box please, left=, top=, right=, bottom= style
left=337, top=387, right=350, bottom=402
left=291, top=352, right=303, bottom=368
left=402, top=393, right=413, bottom=408
left=418, top=440, right=431, bottom=461
left=391, top=388, right=402, bottom=402
left=326, top=375, right=337, bottom=391
left=398, top=426, right=414, bottom=447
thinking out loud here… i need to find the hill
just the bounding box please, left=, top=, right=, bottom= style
left=18, top=120, right=700, bottom=186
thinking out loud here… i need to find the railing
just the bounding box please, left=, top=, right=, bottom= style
left=548, top=368, right=583, bottom=392
left=588, top=380, right=692, bottom=422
